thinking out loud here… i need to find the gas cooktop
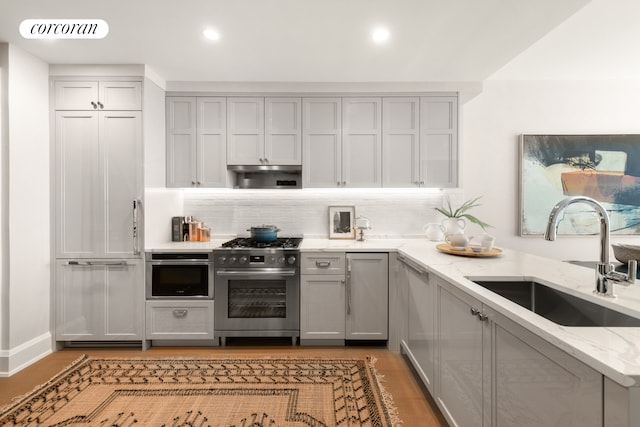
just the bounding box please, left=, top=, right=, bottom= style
left=220, top=237, right=302, bottom=250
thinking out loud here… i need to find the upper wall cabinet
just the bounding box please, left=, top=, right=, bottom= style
left=383, top=95, right=458, bottom=188
left=303, top=97, right=382, bottom=188
left=227, top=97, right=302, bottom=166
left=166, top=97, right=228, bottom=188
left=55, top=81, right=142, bottom=110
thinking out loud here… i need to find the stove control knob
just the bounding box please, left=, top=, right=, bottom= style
left=268, top=256, right=276, bottom=265
left=278, top=256, right=286, bottom=265
left=287, top=256, right=296, bottom=265
left=229, top=256, right=237, bottom=264
left=239, top=256, right=248, bottom=264
left=218, top=256, right=227, bottom=265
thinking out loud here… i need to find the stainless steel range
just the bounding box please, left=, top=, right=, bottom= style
left=214, top=237, right=302, bottom=345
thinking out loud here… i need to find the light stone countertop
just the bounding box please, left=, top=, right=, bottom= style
left=148, top=237, right=640, bottom=387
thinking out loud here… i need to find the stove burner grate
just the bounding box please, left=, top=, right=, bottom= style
left=221, top=237, right=302, bottom=249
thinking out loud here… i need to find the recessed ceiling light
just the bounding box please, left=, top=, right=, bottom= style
left=371, top=27, right=390, bottom=44
left=203, top=28, right=220, bottom=41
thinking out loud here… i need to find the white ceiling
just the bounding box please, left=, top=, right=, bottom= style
left=0, top=0, right=591, bottom=83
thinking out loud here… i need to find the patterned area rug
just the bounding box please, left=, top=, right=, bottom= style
left=0, top=355, right=401, bottom=426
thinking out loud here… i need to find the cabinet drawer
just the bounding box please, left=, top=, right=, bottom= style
left=301, top=252, right=345, bottom=274
left=146, top=300, right=214, bottom=340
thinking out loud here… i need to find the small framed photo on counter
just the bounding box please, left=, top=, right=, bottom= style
left=329, top=206, right=355, bottom=239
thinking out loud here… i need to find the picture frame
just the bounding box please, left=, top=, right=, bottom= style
left=329, top=206, right=356, bottom=239
left=520, top=134, right=640, bottom=235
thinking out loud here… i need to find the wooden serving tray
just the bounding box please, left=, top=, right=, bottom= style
left=436, top=243, right=502, bottom=258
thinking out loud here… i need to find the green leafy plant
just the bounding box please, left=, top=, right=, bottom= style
left=435, top=196, right=492, bottom=230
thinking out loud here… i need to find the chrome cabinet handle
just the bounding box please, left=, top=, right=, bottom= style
left=478, top=313, right=489, bottom=322
left=173, top=309, right=188, bottom=318
left=399, top=256, right=426, bottom=276
left=315, top=261, right=331, bottom=268
left=67, top=260, right=128, bottom=266
left=346, top=259, right=352, bottom=315
left=470, top=307, right=480, bottom=316
left=133, top=200, right=140, bottom=255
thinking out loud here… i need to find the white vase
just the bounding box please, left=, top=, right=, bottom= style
left=423, top=223, right=445, bottom=241
left=441, top=218, right=466, bottom=236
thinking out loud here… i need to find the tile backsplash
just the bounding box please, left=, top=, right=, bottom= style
left=144, top=188, right=464, bottom=245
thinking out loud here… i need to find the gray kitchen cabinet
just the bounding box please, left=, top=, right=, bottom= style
left=398, top=256, right=436, bottom=394
left=227, top=97, right=301, bottom=165
left=55, top=259, right=143, bottom=341
left=145, top=300, right=215, bottom=341
left=55, top=110, right=142, bottom=258
left=303, top=97, right=382, bottom=188
left=342, top=98, right=382, bottom=188
left=383, top=95, right=458, bottom=188
left=54, top=80, right=142, bottom=110
left=432, top=274, right=602, bottom=427
left=300, top=252, right=346, bottom=343
left=302, top=98, right=342, bottom=187
left=300, top=252, right=388, bottom=343
left=436, top=275, right=487, bottom=427
left=346, top=252, right=388, bottom=339
left=420, top=96, right=458, bottom=187
left=166, top=96, right=228, bottom=187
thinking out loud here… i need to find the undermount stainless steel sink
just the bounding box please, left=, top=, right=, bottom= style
left=469, top=279, right=640, bottom=327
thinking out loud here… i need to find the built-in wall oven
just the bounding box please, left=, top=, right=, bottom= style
left=145, top=252, right=214, bottom=299
left=214, top=237, right=301, bottom=345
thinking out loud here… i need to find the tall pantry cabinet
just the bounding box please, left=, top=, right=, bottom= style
left=53, top=78, right=144, bottom=343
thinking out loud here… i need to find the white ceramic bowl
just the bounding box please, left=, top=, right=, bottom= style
left=612, top=243, right=640, bottom=263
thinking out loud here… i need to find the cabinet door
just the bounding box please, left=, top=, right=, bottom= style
left=265, top=97, right=302, bottom=165
left=302, top=98, right=342, bottom=187
left=55, top=111, right=101, bottom=257
left=300, top=274, right=346, bottom=340
left=56, top=259, right=143, bottom=341
left=488, top=307, right=602, bottom=427
left=420, top=96, right=458, bottom=187
left=227, top=97, right=264, bottom=165
left=436, top=278, right=486, bottom=427
left=55, top=81, right=141, bottom=110
left=101, top=111, right=142, bottom=257
left=342, top=98, right=382, bottom=188
left=197, top=97, right=228, bottom=187
left=99, top=81, right=142, bottom=110
left=346, top=253, right=388, bottom=339
left=406, top=262, right=436, bottom=394
left=383, top=97, right=420, bottom=187
left=166, top=97, right=197, bottom=187
left=54, top=81, right=99, bottom=110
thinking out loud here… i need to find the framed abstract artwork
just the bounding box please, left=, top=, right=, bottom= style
left=520, top=134, right=640, bottom=235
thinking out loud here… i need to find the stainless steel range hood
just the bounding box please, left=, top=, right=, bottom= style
left=229, top=165, right=302, bottom=189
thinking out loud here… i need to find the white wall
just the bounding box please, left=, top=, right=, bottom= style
left=463, top=80, right=640, bottom=261
left=0, top=44, right=51, bottom=375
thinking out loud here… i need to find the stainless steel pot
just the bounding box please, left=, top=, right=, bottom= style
left=247, top=225, right=280, bottom=243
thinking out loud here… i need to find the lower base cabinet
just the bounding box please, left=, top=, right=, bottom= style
left=402, top=270, right=605, bottom=427
left=55, top=259, right=143, bottom=341
left=145, top=300, right=214, bottom=340
left=300, top=252, right=388, bottom=344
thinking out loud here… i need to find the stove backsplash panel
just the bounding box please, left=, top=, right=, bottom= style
left=177, top=189, right=464, bottom=239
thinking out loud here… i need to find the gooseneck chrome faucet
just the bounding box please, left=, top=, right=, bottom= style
left=544, top=196, right=636, bottom=297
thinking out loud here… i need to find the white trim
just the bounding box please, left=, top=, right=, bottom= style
left=0, top=332, right=53, bottom=377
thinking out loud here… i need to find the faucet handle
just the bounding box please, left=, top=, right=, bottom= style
left=628, top=260, right=637, bottom=283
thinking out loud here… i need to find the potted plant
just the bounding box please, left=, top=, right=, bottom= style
left=435, top=196, right=491, bottom=235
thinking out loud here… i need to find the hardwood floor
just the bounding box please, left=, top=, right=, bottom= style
left=0, top=344, right=446, bottom=426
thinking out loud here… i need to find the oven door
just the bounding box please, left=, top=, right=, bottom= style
left=214, top=268, right=299, bottom=334
left=146, top=260, right=214, bottom=299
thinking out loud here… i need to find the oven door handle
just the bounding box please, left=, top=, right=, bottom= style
left=216, top=268, right=297, bottom=277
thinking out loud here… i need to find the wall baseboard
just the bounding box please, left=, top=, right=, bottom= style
left=0, top=332, right=53, bottom=377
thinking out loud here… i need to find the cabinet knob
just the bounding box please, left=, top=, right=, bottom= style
left=342, top=181, right=347, bottom=186
left=90, top=101, right=97, bottom=109
left=470, top=307, right=480, bottom=316
left=420, top=180, right=425, bottom=185
left=478, top=313, right=488, bottom=321
left=98, top=101, right=104, bottom=109
left=191, top=181, right=196, bottom=185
